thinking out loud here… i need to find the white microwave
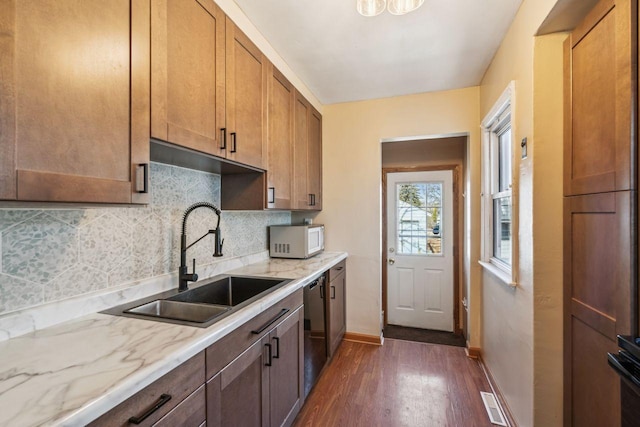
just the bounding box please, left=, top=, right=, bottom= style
left=269, top=225, right=324, bottom=259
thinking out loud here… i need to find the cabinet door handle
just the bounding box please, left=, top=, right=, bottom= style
left=268, top=187, right=275, bottom=204
left=251, top=308, right=290, bottom=335
left=331, top=285, right=336, bottom=299
left=308, top=194, right=313, bottom=206
left=128, top=393, right=172, bottom=424
left=320, top=284, right=324, bottom=299
left=265, top=343, right=273, bottom=366
left=220, top=128, right=227, bottom=150
left=230, top=132, right=237, bottom=153
left=312, top=194, right=316, bottom=206
left=273, top=337, right=280, bottom=359
left=135, top=163, right=148, bottom=194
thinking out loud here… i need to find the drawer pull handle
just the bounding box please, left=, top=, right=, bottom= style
left=128, top=393, right=172, bottom=424
left=251, top=308, right=290, bottom=335
left=265, top=343, right=273, bottom=366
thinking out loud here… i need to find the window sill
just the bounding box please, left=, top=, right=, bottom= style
left=478, top=260, right=516, bottom=288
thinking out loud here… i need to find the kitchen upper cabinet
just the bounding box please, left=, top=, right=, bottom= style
left=151, top=0, right=226, bottom=156
left=266, top=65, right=295, bottom=209
left=0, top=0, right=150, bottom=204
left=327, top=261, right=346, bottom=357
left=225, top=18, right=268, bottom=170
left=293, top=92, right=323, bottom=210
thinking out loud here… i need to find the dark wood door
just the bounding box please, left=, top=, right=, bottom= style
left=328, top=271, right=346, bottom=357
left=563, top=0, right=637, bottom=425
left=564, top=192, right=632, bottom=426
left=225, top=18, right=267, bottom=170
left=564, top=0, right=636, bottom=196
left=0, top=0, right=149, bottom=204
left=151, top=0, right=225, bottom=157
left=266, top=64, right=294, bottom=209
left=269, top=307, right=304, bottom=427
left=207, top=337, right=269, bottom=427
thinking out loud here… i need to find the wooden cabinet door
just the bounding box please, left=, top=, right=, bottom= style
left=207, top=338, right=269, bottom=427
left=563, top=192, right=632, bottom=426
left=0, top=0, right=150, bottom=204
left=267, top=65, right=295, bottom=209
left=328, top=270, right=346, bottom=356
left=293, top=91, right=323, bottom=211
left=225, top=18, right=267, bottom=169
left=269, top=307, right=304, bottom=427
left=151, top=0, right=225, bottom=157
left=308, top=107, right=323, bottom=210
left=564, top=0, right=636, bottom=196
left=154, top=385, right=206, bottom=427
left=293, top=92, right=311, bottom=210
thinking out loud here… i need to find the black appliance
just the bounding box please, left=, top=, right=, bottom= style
left=608, top=336, right=640, bottom=426
left=303, top=273, right=327, bottom=398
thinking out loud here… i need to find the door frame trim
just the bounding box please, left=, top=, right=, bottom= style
left=382, top=164, right=461, bottom=334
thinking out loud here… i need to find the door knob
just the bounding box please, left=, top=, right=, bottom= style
left=388, top=258, right=395, bottom=265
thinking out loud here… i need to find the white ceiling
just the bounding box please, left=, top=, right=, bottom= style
left=233, top=0, right=524, bottom=104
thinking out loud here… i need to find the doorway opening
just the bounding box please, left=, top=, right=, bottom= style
left=381, top=135, right=467, bottom=346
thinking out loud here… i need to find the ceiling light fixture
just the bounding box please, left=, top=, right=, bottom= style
left=356, top=0, right=424, bottom=17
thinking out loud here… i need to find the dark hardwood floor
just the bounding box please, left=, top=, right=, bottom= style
left=294, top=339, right=495, bottom=427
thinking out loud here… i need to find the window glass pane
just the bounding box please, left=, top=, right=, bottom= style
left=493, top=196, right=511, bottom=265
left=498, top=127, right=512, bottom=192
left=397, top=182, right=443, bottom=255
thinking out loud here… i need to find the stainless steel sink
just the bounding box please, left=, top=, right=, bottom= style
left=168, top=276, right=288, bottom=306
left=103, top=275, right=292, bottom=328
left=124, top=300, right=230, bottom=324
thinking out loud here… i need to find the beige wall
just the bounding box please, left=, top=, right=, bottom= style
left=478, top=0, right=564, bottom=425
left=532, top=32, right=566, bottom=427
left=314, top=88, right=481, bottom=344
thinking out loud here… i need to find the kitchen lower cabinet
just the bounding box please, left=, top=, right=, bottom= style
left=207, top=305, right=304, bottom=427
left=88, top=352, right=205, bottom=427
left=0, top=0, right=150, bottom=204
left=327, top=261, right=346, bottom=357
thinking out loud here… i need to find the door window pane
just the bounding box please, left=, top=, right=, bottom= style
left=493, top=196, right=511, bottom=264
left=397, top=182, right=443, bottom=255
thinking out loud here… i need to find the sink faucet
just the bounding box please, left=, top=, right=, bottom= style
left=179, top=202, right=224, bottom=292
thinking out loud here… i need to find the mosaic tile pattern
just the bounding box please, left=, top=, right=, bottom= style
left=0, top=163, right=291, bottom=315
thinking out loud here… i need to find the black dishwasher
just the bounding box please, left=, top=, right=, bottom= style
left=303, top=273, right=327, bottom=398
left=608, top=335, right=640, bottom=426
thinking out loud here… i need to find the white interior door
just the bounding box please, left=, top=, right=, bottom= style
left=387, top=170, right=454, bottom=332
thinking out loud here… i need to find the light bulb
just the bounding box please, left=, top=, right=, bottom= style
left=387, top=0, right=424, bottom=15
left=357, top=0, right=387, bottom=17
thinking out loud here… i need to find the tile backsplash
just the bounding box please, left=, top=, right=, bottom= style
left=0, top=162, right=290, bottom=315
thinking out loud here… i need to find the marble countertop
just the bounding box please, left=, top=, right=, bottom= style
left=0, top=252, right=347, bottom=427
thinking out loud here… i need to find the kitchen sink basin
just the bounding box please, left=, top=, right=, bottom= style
left=168, top=276, right=288, bottom=306
left=103, top=275, right=292, bottom=328
left=124, top=300, right=230, bottom=324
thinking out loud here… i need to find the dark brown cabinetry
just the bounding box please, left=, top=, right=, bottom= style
left=327, top=261, right=346, bottom=356
left=563, top=0, right=636, bottom=424
left=151, top=0, right=225, bottom=157
left=0, top=0, right=150, bottom=204
left=293, top=93, right=323, bottom=211
left=266, top=66, right=295, bottom=209
left=89, top=352, right=206, bottom=427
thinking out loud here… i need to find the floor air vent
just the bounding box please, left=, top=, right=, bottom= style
left=480, top=391, right=507, bottom=426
